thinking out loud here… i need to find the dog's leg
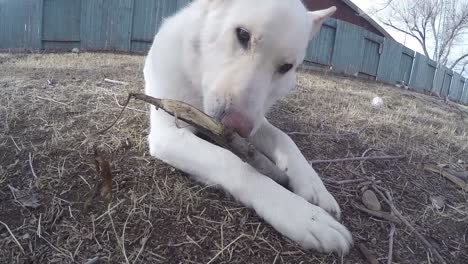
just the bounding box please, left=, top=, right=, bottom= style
left=148, top=109, right=352, bottom=253
left=251, top=119, right=341, bottom=219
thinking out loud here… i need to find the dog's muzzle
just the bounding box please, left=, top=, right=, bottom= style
left=221, top=110, right=253, bottom=138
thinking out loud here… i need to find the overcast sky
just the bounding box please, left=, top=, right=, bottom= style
left=351, top=0, right=424, bottom=53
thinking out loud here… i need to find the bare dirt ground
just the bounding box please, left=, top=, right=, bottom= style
left=0, top=52, right=467, bottom=264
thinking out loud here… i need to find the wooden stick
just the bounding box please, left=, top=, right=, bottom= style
left=352, top=202, right=401, bottom=224
left=387, top=221, right=396, bottom=264
left=324, top=179, right=368, bottom=185
left=104, top=78, right=129, bottom=85
left=310, top=155, right=406, bottom=165
left=424, top=165, right=468, bottom=192
left=101, top=93, right=289, bottom=185
left=372, top=185, right=447, bottom=264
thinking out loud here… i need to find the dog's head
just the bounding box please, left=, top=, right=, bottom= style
left=199, top=0, right=336, bottom=137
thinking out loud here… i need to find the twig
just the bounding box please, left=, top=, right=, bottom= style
left=386, top=189, right=396, bottom=264
left=288, top=126, right=367, bottom=138
left=324, top=178, right=372, bottom=185
left=10, top=136, right=21, bottom=151
left=358, top=243, right=378, bottom=264
left=287, top=131, right=358, bottom=137
left=121, top=209, right=134, bottom=264
left=104, top=78, right=129, bottom=85
left=94, top=200, right=124, bottom=221
left=36, top=96, right=68, bottom=106
left=372, top=185, right=447, bottom=264
left=84, top=257, right=99, bottom=264
left=206, top=234, right=246, bottom=264
left=388, top=223, right=396, bottom=264
left=310, top=155, right=406, bottom=165
left=107, top=203, right=130, bottom=264
left=352, top=202, right=401, bottom=224
left=134, top=228, right=152, bottom=263
left=0, top=220, right=25, bottom=254
left=113, top=94, right=148, bottom=113
left=28, top=152, right=38, bottom=179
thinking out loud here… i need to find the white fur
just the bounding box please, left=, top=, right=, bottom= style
left=144, top=0, right=352, bottom=254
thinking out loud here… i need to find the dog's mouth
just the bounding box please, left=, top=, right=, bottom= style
left=220, top=109, right=254, bottom=138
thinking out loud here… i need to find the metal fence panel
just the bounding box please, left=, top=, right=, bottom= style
left=409, top=53, right=437, bottom=93
left=376, top=39, right=402, bottom=83
left=461, top=79, right=468, bottom=104
left=0, top=0, right=42, bottom=50
left=81, top=0, right=134, bottom=51
left=441, top=68, right=453, bottom=98
left=449, top=73, right=461, bottom=101
left=176, top=0, right=192, bottom=9
left=42, top=0, right=81, bottom=50
left=432, top=66, right=445, bottom=95
left=398, top=48, right=414, bottom=85
left=458, top=78, right=466, bottom=102
left=332, top=21, right=365, bottom=76
left=360, top=37, right=381, bottom=77
left=306, top=23, right=337, bottom=66
left=130, top=0, right=186, bottom=53
left=43, top=0, right=81, bottom=41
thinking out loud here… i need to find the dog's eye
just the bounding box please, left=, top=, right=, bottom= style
left=278, top=63, right=293, bottom=74
left=236, top=27, right=251, bottom=49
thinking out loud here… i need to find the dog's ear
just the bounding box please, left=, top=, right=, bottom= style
left=308, top=6, right=336, bottom=40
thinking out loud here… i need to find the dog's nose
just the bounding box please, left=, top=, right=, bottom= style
left=221, top=110, right=253, bottom=138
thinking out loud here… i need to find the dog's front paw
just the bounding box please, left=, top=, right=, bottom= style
left=291, top=177, right=341, bottom=219
left=257, top=192, right=352, bottom=254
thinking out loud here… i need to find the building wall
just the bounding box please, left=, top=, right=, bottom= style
left=301, top=0, right=384, bottom=37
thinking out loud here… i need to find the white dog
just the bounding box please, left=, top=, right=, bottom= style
left=144, top=0, right=352, bottom=254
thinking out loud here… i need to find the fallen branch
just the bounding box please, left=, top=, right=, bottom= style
left=104, top=78, right=129, bottom=86
left=372, top=185, right=447, bottom=264
left=310, top=155, right=406, bottom=165
left=100, top=93, right=289, bottom=185
left=424, top=165, right=468, bottom=192
left=352, top=202, right=401, bottom=224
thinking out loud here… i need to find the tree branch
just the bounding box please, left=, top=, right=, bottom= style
left=450, top=53, right=468, bottom=69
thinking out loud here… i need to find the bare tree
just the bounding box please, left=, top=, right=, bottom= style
left=377, top=0, right=468, bottom=72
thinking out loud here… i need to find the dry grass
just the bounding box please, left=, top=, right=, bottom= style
left=0, top=52, right=467, bottom=263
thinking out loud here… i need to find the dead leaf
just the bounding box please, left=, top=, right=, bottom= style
left=94, top=149, right=113, bottom=200
left=83, top=149, right=113, bottom=213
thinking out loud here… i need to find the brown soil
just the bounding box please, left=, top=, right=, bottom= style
left=0, top=52, right=467, bottom=264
